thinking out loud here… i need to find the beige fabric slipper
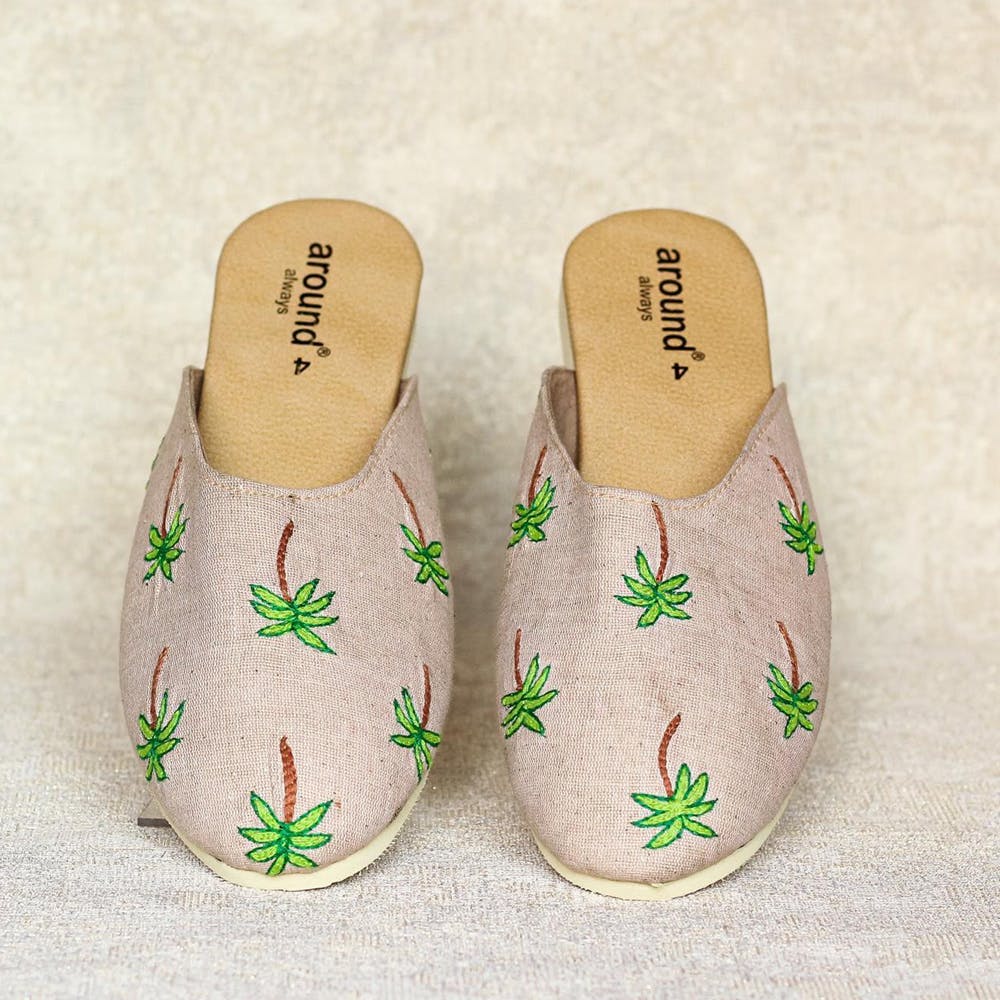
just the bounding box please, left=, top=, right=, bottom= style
left=119, top=200, right=452, bottom=889
left=498, top=209, right=830, bottom=899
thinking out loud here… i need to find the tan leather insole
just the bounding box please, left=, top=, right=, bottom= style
left=564, top=209, right=773, bottom=499
left=199, top=199, right=421, bottom=487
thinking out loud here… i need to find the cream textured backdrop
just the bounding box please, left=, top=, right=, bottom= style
left=1, top=2, right=997, bottom=997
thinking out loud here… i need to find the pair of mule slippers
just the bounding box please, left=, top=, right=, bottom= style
left=121, top=200, right=830, bottom=898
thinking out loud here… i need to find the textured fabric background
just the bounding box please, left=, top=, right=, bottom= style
left=0, top=2, right=997, bottom=997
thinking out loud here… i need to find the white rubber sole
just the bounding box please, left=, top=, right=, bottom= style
left=161, top=783, right=425, bottom=891
left=532, top=795, right=789, bottom=900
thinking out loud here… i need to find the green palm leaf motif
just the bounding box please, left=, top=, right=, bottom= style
left=393, top=472, right=449, bottom=595
left=135, top=646, right=185, bottom=781
left=631, top=713, right=717, bottom=849
left=501, top=628, right=558, bottom=737
left=390, top=664, right=442, bottom=780
left=238, top=737, right=333, bottom=876
left=768, top=620, right=819, bottom=738
left=249, top=520, right=338, bottom=654
left=615, top=502, right=693, bottom=627
left=143, top=455, right=187, bottom=582
left=771, top=454, right=824, bottom=576
left=509, top=445, right=557, bottom=547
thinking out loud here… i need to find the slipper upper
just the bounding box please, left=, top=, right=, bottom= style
left=497, top=367, right=830, bottom=885
left=120, top=368, right=453, bottom=876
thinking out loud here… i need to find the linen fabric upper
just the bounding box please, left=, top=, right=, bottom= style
left=120, top=368, right=453, bottom=874
left=497, top=367, right=830, bottom=885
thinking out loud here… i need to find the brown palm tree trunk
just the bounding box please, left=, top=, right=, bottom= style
left=276, top=520, right=294, bottom=602
left=776, top=620, right=800, bottom=689
left=528, top=446, right=547, bottom=504
left=770, top=455, right=800, bottom=514
left=420, top=664, right=432, bottom=729
left=279, top=736, right=297, bottom=822
left=652, top=502, right=669, bottom=581
left=657, top=713, right=682, bottom=796
left=149, top=646, right=169, bottom=725
left=160, top=456, right=183, bottom=536
left=513, top=628, right=523, bottom=688
left=392, top=472, right=426, bottom=546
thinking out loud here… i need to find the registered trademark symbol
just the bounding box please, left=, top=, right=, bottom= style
left=692, top=351, right=705, bottom=361
left=317, top=346, right=331, bottom=358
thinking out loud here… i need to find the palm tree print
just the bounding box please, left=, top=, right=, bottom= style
left=767, top=620, right=819, bottom=738
left=393, top=472, right=449, bottom=595
left=143, top=455, right=187, bottom=581
left=771, top=454, right=824, bottom=575
left=631, top=713, right=717, bottom=849
left=249, top=520, right=338, bottom=654
left=136, top=646, right=185, bottom=781
left=390, top=664, right=442, bottom=780
left=615, top=502, right=693, bottom=627
left=501, top=628, right=559, bottom=738
left=509, top=445, right=557, bottom=547
left=238, top=737, right=333, bottom=876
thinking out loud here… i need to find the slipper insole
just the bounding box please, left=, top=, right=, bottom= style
left=563, top=209, right=773, bottom=499
left=198, top=199, right=421, bottom=488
